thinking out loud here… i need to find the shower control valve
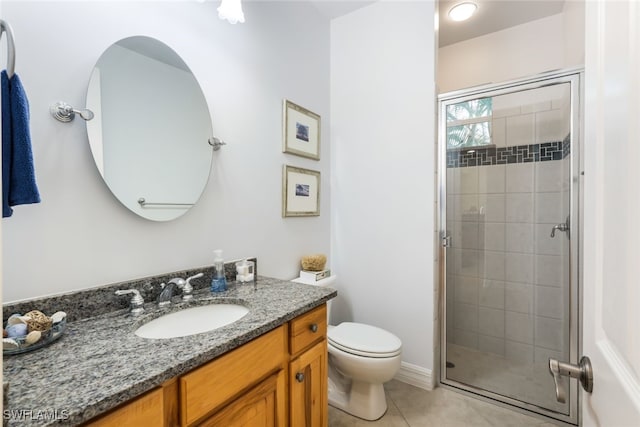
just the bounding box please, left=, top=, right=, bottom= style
left=550, top=215, right=571, bottom=238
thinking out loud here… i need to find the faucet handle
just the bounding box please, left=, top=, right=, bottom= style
left=115, top=289, right=145, bottom=316
left=186, top=272, right=204, bottom=283
left=179, top=273, right=204, bottom=301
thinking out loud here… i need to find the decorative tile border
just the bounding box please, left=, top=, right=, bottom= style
left=562, top=133, right=570, bottom=158
left=447, top=135, right=570, bottom=168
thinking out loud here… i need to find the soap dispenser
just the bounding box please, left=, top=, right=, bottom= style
left=210, top=249, right=227, bottom=293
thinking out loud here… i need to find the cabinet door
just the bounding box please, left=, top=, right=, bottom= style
left=181, top=326, right=286, bottom=426
left=289, top=340, right=327, bottom=427
left=85, top=387, right=164, bottom=427
left=199, top=370, right=285, bottom=427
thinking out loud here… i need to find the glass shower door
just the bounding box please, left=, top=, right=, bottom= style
left=440, top=72, right=580, bottom=424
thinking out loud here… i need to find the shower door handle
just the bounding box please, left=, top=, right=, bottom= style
left=548, top=356, right=593, bottom=403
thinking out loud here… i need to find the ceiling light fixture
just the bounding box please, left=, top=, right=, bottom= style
left=218, top=0, right=245, bottom=24
left=448, top=2, right=477, bottom=22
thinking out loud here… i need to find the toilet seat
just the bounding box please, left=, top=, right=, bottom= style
left=328, top=322, right=402, bottom=358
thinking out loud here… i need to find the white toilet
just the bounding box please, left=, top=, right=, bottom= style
left=327, top=321, right=402, bottom=420
left=296, top=276, right=403, bottom=421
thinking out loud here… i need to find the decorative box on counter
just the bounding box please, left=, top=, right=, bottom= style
left=299, top=269, right=331, bottom=282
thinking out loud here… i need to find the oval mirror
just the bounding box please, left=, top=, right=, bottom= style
left=86, top=36, right=213, bottom=221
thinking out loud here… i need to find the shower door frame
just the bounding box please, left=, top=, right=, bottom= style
left=437, top=68, right=583, bottom=425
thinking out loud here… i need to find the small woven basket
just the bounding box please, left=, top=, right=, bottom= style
left=301, top=254, right=327, bottom=272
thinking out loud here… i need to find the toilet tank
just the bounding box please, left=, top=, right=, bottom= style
left=292, top=275, right=336, bottom=325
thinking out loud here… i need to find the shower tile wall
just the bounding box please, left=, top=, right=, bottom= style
left=446, top=94, right=570, bottom=374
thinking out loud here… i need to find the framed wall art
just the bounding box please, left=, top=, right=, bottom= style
left=282, top=165, right=320, bottom=217
left=283, top=99, right=320, bottom=160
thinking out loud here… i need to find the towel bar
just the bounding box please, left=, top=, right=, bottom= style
left=137, top=198, right=194, bottom=208
left=0, top=19, right=16, bottom=78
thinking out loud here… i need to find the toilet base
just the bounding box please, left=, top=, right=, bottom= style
left=328, top=375, right=388, bottom=421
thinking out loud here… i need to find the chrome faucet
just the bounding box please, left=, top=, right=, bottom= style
left=158, top=279, right=181, bottom=307
left=157, top=273, right=204, bottom=306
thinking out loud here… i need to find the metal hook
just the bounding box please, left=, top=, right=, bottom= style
left=50, top=101, right=94, bottom=123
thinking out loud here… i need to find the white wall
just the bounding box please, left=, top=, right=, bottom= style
left=438, top=2, right=586, bottom=94
left=562, top=0, right=586, bottom=68
left=438, top=14, right=566, bottom=93
left=2, top=1, right=331, bottom=302
left=331, top=1, right=436, bottom=385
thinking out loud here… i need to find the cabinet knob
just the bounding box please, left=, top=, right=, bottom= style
left=295, top=372, right=305, bottom=383
left=309, top=323, right=318, bottom=333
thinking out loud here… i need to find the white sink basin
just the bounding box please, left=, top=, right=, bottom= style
left=135, top=304, right=249, bottom=339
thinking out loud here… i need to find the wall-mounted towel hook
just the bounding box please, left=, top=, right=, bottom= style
left=208, top=136, right=227, bottom=151
left=50, top=101, right=94, bottom=123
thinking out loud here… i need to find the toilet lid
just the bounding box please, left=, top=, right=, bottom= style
left=328, top=322, right=402, bottom=358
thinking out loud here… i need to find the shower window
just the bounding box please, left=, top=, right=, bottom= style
left=446, top=98, right=493, bottom=149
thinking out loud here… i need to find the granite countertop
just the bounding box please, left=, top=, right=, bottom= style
left=3, top=277, right=336, bottom=426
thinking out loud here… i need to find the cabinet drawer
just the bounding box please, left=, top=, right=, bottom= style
left=289, top=305, right=326, bottom=356
left=85, top=387, right=164, bottom=427
left=180, top=325, right=286, bottom=426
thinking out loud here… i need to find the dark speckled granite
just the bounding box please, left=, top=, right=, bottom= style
left=3, top=258, right=257, bottom=323
left=3, top=272, right=336, bottom=426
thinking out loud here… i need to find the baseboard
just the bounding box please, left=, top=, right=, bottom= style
left=394, top=362, right=434, bottom=391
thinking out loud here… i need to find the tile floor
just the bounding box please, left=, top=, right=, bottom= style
left=446, top=344, right=567, bottom=413
left=328, top=380, right=561, bottom=427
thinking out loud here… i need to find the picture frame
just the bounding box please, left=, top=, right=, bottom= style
left=283, top=99, right=321, bottom=160
left=282, top=165, right=320, bottom=217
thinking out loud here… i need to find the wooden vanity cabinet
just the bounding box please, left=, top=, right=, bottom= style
left=198, top=370, right=285, bottom=427
left=180, top=325, right=287, bottom=426
left=288, top=305, right=328, bottom=427
left=85, top=304, right=328, bottom=427
left=85, top=386, right=166, bottom=427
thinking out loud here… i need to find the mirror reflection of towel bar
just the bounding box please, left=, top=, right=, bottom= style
left=137, top=198, right=194, bottom=207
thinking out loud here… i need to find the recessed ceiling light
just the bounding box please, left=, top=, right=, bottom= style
left=448, top=2, right=477, bottom=22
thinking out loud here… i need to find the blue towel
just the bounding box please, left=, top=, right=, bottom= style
left=2, top=70, right=40, bottom=217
